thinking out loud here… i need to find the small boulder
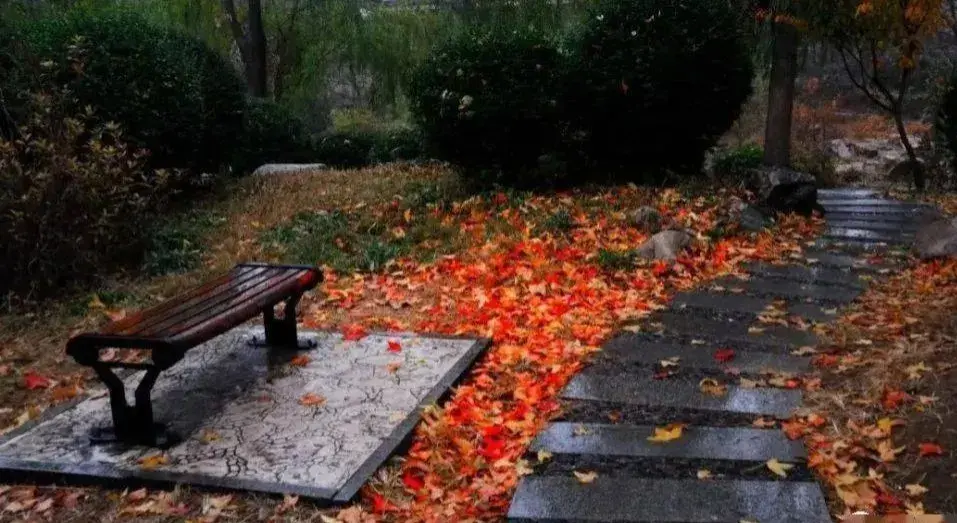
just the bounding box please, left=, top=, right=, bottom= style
left=636, top=230, right=693, bottom=260
left=738, top=204, right=773, bottom=232
left=766, top=182, right=824, bottom=217
left=632, top=206, right=662, bottom=233
left=252, top=163, right=328, bottom=176
left=747, top=166, right=816, bottom=201
left=914, top=216, right=957, bottom=259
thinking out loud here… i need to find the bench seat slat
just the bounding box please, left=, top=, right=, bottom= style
left=168, top=270, right=317, bottom=349
left=133, top=271, right=305, bottom=339
left=100, top=266, right=258, bottom=335
left=113, top=267, right=272, bottom=336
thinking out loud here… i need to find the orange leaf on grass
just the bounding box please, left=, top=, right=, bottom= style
left=387, top=340, right=402, bottom=353
left=289, top=355, right=311, bottom=367
left=882, top=389, right=911, bottom=410
left=918, top=442, right=944, bottom=457
left=299, top=393, right=327, bottom=407
left=402, top=471, right=425, bottom=491
left=371, top=492, right=394, bottom=513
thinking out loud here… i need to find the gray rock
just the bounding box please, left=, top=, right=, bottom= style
left=631, top=206, right=662, bottom=233
left=747, top=166, right=816, bottom=201
left=828, top=139, right=855, bottom=159
left=252, top=163, right=328, bottom=176
left=635, top=230, right=692, bottom=260
left=914, top=216, right=957, bottom=259
left=738, top=204, right=772, bottom=231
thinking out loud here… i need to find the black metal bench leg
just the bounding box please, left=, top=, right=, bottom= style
left=249, top=294, right=317, bottom=350
left=88, top=364, right=179, bottom=449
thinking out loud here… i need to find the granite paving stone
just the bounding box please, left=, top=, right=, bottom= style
left=820, top=204, right=931, bottom=215
left=825, top=219, right=920, bottom=232
left=742, top=262, right=866, bottom=288
left=826, top=227, right=914, bottom=244
left=562, top=373, right=802, bottom=417
left=718, top=277, right=862, bottom=303
left=825, top=212, right=920, bottom=223
left=818, top=198, right=923, bottom=207
left=787, top=302, right=841, bottom=323
left=800, top=250, right=895, bottom=271
left=600, top=335, right=811, bottom=374
left=507, top=477, right=831, bottom=522
left=818, top=188, right=880, bottom=199
left=531, top=423, right=806, bottom=461
left=671, top=292, right=772, bottom=316
left=651, top=312, right=818, bottom=351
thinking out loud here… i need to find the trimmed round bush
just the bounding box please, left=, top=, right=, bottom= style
left=565, top=0, right=754, bottom=179
left=410, top=28, right=564, bottom=186
left=938, top=72, right=957, bottom=167
left=10, top=10, right=245, bottom=174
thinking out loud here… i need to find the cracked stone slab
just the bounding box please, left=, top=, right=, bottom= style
left=671, top=292, right=772, bottom=316
left=742, top=263, right=866, bottom=289
left=0, top=328, right=487, bottom=502
left=561, top=373, right=802, bottom=417
left=826, top=227, right=914, bottom=244
left=531, top=423, right=806, bottom=462
left=601, top=335, right=810, bottom=374
left=717, top=277, right=862, bottom=304
left=507, top=476, right=830, bottom=522
left=649, top=312, right=818, bottom=351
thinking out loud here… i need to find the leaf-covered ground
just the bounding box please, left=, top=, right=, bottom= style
left=0, top=165, right=829, bottom=522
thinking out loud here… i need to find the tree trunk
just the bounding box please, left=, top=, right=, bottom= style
left=246, top=0, right=268, bottom=97
left=892, top=107, right=925, bottom=190
left=763, top=21, right=800, bottom=168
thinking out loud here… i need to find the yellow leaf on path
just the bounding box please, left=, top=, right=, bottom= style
left=791, top=346, right=817, bottom=356
left=573, top=424, right=593, bottom=437
left=697, top=469, right=713, bottom=480
left=876, top=417, right=903, bottom=434
left=647, top=424, right=684, bottom=443
left=766, top=458, right=794, bottom=478
left=88, top=294, right=106, bottom=309
left=875, top=439, right=906, bottom=462
left=137, top=454, right=168, bottom=470
left=659, top=357, right=680, bottom=368
left=747, top=326, right=765, bottom=335
left=536, top=450, right=553, bottom=463
left=200, top=429, right=221, bottom=444
left=699, top=378, right=727, bottom=397
left=515, top=459, right=534, bottom=477
left=573, top=470, right=598, bottom=484
left=905, top=483, right=929, bottom=497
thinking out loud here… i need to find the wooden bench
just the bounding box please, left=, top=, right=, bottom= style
left=66, top=263, right=322, bottom=448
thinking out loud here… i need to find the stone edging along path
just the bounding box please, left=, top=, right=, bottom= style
left=506, top=188, right=937, bottom=523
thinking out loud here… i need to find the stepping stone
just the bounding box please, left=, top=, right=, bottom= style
left=819, top=198, right=921, bottom=207
left=562, top=373, right=802, bottom=417
left=821, top=204, right=930, bottom=215
left=672, top=292, right=772, bottom=316
left=743, top=263, right=866, bottom=289
left=826, top=227, right=914, bottom=244
left=825, top=211, right=920, bottom=223
left=531, top=422, right=806, bottom=461
left=651, top=312, right=818, bottom=351
left=788, top=302, right=841, bottom=323
left=818, top=188, right=880, bottom=199
left=601, top=335, right=811, bottom=374
left=801, top=251, right=893, bottom=271
left=718, top=278, right=861, bottom=304
left=825, top=219, right=920, bottom=232
left=507, top=477, right=831, bottom=522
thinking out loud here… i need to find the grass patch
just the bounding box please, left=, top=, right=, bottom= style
left=143, top=209, right=226, bottom=276
left=596, top=248, right=638, bottom=271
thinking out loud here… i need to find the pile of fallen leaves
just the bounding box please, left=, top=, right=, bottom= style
left=796, top=257, right=957, bottom=518
left=301, top=186, right=820, bottom=521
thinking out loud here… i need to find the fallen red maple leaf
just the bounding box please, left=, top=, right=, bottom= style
left=22, top=371, right=51, bottom=390
left=371, top=492, right=394, bottom=513
left=882, top=389, right=911, bottom=410
left=402, top=470, right=424, bottom=491
left=918, top=442, right=944, bottom=457
left=714, top=348, right=735, bottom=363
left=387, top=340, right=402, bottom=353
left=342, top=323, right=368, bottom=341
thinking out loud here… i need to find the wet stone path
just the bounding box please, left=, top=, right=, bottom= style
left=507, top=188, right=936, bottom=523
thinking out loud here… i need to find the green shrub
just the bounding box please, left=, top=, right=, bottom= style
left=937, top=71, right=957, bottom=171
left=564, top=0, right=753, bottom=179
left=9, top=10, right=245, bottom=175
left=409, top=27, right=564, bottom=186
left=712, top=144, right=763, bottom=180
left=596, top=248, right=637, bottom=271
left=143, top=210, right=224, bottom=276
left=0, top=89, right=175, bottom=300
left=234, top=98, right=314, bottom=174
